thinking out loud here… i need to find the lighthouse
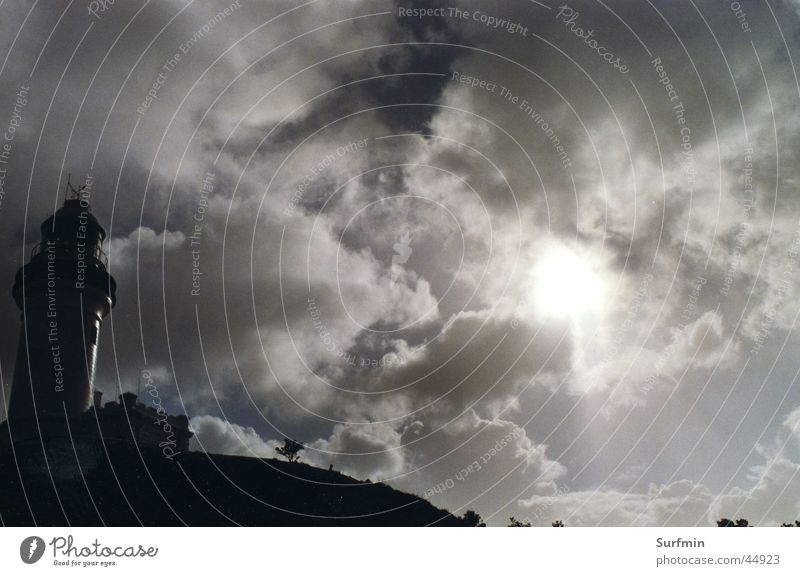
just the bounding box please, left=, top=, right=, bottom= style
left=7, top=188, right=116, bottom=424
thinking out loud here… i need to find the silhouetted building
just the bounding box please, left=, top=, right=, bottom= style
left=8, top=195, right=115, bottom=422
left=92, top=392, right=191, bottom=454
left=0, top=191, right=191, bottom=455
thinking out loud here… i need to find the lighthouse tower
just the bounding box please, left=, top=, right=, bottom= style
left=7, top=188, right=116, bottom=424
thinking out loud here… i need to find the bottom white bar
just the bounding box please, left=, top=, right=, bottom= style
left=1, top=527, right=797, bottom=574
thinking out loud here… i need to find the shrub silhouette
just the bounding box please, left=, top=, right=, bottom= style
left=717, top=518, right=749, bottom=527
left=462, top=510, right=486, bottom=527
left=508, top=516, right=532, bottom=527
left=276, top=438, right=304, bottom=463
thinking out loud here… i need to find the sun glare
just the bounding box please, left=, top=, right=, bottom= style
left=533, top=245, right=606, bottom=320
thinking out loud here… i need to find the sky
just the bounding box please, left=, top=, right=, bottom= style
left=1, top=0, right=800, bottom=526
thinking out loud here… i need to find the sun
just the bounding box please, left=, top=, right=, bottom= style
left=532, top=245, right=606, bottom=320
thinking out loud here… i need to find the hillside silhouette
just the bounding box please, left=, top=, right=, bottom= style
left=0, top=442, right=471, bottom=526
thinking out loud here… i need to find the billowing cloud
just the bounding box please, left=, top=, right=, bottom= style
left=190, top=414, right=279, bottom=458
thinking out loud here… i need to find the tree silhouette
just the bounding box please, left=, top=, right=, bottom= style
left=508, top=516, right=532, bottom=527
left=462, top=510, right=486, bottom=527
left=276, top=438, right=304, bottom=463
left=717, top=518, right=734, bottom=527
left=552, top=520, right=565, bottom=527
left=717, top=518, right=749, bottom=527
left=780, top=521, right=800, bottom=527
